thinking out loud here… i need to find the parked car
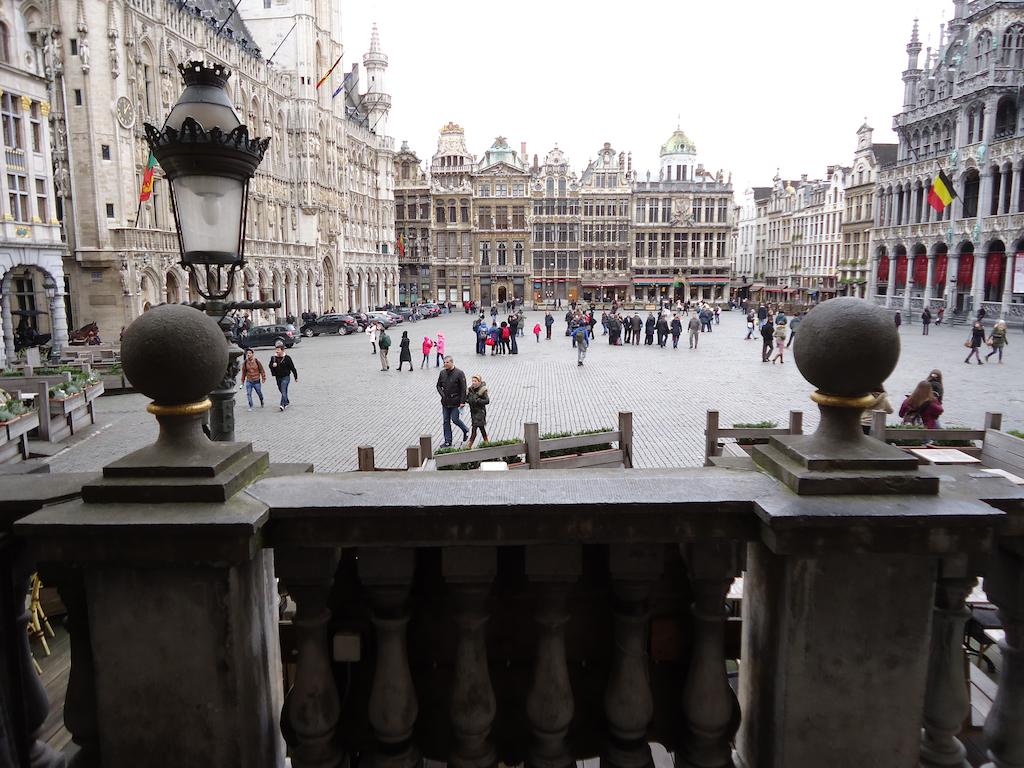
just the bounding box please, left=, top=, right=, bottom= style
left=242, top=324, right=300, bottom=348
left=396, top=307, right=418, bottom=322
left=366, top=312, right=394, bottom=329
left=348, top=312, right=371, bottom=329
left=420, top=302, right=442, bottom=317
left=300, top=314, right=359, bottom=337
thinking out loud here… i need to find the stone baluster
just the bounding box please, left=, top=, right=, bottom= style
left=678, top=542, right=740, bottom=768
left=920, top=555, right=977, bottom=768
left=525, top=544, right=582, bottom=768
left=278, top=547, right=343, bottom=768
left=603, top=544, right=663, bottom=768
left=360, top=547, right=419, bottom=768
left=982, top=541, right=1024, bottom=768
left=442, top=547, right=497, bottom=768
left=54, top=567, right=100, bottom=767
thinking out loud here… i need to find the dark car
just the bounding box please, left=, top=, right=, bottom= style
left=300, top=314, right=359, bottom=337
left=396, top=307, right=419, bottom=322
left=242, top=324, right=300, bottom=348
left=348, top=312, right=371, bottom=329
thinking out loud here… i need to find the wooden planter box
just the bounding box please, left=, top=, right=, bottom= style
left=0, top=411, right=39, bottom=463
left=99, top=373, right=127, bottom=391
left=49, top=392, right=84, bottom=417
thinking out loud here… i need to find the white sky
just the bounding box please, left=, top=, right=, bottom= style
left=340, top=1, right=947, bottom=193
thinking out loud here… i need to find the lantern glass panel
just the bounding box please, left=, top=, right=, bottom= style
left=172, top=174, right=244, bottom=262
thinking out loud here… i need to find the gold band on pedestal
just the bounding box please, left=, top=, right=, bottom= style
left=147, top=398, right=213, bottom=416
left=810, top=391, right=878, bottom=409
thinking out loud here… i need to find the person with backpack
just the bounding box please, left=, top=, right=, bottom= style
left=268, top=341, right=298, bottom=411
left=378, top=325, right=391, bottom=371
left=239, top=348, right=266, bottom=411
left=574, top=322, right=589, bottom=366
left=499, top=322, right=511, bottom=355
left=986, top=319, right=1009, bottom=363
left=476, top=322, right=489, bottom=355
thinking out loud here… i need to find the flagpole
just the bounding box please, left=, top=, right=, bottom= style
left=134, top=195, right=144, bottom=228
left=266, top=21, right=297, bottom=67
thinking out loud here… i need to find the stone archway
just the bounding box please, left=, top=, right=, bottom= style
left=0, top=263, right=70, bottom=366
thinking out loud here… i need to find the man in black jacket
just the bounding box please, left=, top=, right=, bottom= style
left=436, top=355, right=469, bottom=447
left=631, top=313, right=642, bottom=345
left=761, top=319, right=775, bottom=362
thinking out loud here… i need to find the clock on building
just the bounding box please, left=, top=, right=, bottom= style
left=115, top=96, right=135, bottom=129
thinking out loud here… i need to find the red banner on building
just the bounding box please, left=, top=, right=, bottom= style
left=986, top=253, right=1005, bottom=288
left=935, top=254, right=948, bottom=286
left=913, top=255, right=928, bottom=287
left=877, top=256, right=890, bottom=281
left=895, top=254, right=908, bottom=288
left=958, top=254, right=974, bottom=288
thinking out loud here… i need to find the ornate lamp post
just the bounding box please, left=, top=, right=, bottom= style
left=144, top=61, right=278, bottom=441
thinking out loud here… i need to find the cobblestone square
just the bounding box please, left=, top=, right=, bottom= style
left=50, top=309, right=1024, bottom=473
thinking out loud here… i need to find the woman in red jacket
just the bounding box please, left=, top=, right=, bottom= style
left=899, top=381, right=944, bottom=429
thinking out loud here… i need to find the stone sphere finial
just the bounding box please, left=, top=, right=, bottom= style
left=121, top=305, right=228, bottom=405
left=793, top=298, right=900, bottom=397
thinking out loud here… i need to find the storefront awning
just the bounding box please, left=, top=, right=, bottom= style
left=633, top=277, right=677, bottom=285
left=581, top=281, right=630, bottom=287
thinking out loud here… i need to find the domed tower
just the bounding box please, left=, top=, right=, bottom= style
left=363, top=23, right=391, bottom=133
left=660, top=128, right=698, bottom=182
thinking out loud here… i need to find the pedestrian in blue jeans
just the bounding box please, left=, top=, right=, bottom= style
left=239, top=348, right=265, bottom=410
left=436, top=355, right=469, bottom=447
left=268, top=341, right=298, bottom=411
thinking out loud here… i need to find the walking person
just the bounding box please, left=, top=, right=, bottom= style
left=894, top=311, right=902, bottom=331
left=574, top=322, right=589, bottom=366
left=367, top=322, right=378, bottom=355
left=378, top=326, right=391, bottom=371
left=421, top=335, right=434, bottom=368
left=899, top=381, right=944, bottom=428
left=670, top=314, right=682, bottom=349
left=268, top=341, right=298, bottom=411
left=745, top=311, right=755, bottom=340
left=509, top=315, right=519, bottom=354
left=986, top=319, right=1009, bottom=363
left=544, top=312, right=554, bottom=340
left=397, top=331, right=413, bottom=372
left=436, top=355, right=469, bottom=447
left=787, top=312, right=802, bottom=348
left=534, top=322, right=542, bottom=342
left=921, top=307, right=932, bottom=335
left=688, top=312, right=701, bottom=349
left=964, top=320, right=986, bottom=364
left=500, top=322, right=511, bottom=355
left=435, top=332, right=446, bottom=367
left=656, top=315, right=670, bottom=348
left=771, top=319, right=787, bottom=364
left=761, top=318, right=775, bottom=362
left=465, top=375, right=490, bottom=448
left=239, top=348, right=265, bottom=411
left=936, top=306, right=945, bottom=325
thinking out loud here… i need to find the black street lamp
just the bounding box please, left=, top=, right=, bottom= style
left=144, top=61, right=279, bottom=441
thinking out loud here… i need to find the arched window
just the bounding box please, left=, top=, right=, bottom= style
left=141, top=44, right=156, bottom=118
left=545, top=177, right=554, bottom=196
left=996, top=96, right=1018, bottom=139
left=967, top=107, right=977, bottom=143
left=976, top=30, right=993, bottom=72
left=514, top=241, right=523, bottom=265
left=447, top=199, right=456, bottom=222
left=558, top=177, right=566, bottom=196
left=912, top=130, right=921, bottom=156
left=943, top=121, right=953, bottom=150
left=921, top=128, right=931, bottom=157
left=1002, top=24, right=1024, bottom=67
left=497, top=242, right=507, bottom=265
left=0, top=22, right=9, bottom=63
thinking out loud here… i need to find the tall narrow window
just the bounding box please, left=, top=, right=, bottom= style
left=0, top=23, right=10, bottom=63
left=1, top=94, right=23, bottom=149
left=7, top=173, right=28, bottom=221
left=34, top=177, right=48, bottom=222
left=29, top=102, right=41, bottom=153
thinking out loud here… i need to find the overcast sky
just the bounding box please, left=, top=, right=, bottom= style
left=341, top=1, right=947, bottom=193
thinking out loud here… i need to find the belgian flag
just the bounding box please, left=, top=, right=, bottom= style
left=927, top=169, right=956, bottom=213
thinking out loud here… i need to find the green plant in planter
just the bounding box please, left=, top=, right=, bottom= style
left=0, top=409, right=15, bottom=423
left=732, top=420, right=778, bottom=446
left=1009, top=429, right=1024, bottom=440
left=540, top=427, right=614, bottom=458
left=0, top=369, right=22, bottom=377
left=437, top=438, right=524, bottom=470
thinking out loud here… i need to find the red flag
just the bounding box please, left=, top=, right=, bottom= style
left=139, top=153, right=157, bottom=202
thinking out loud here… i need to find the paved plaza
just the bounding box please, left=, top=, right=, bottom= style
left=49, top=308, right=1024, bottom=473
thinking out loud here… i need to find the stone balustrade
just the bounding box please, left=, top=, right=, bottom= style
left=1, top=299, right=1023, bottom=768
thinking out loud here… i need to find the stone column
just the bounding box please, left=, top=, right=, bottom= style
left=1, top=292, right=15, bottom=366
left=287, top=280, right=298, bottom=320
left=50, top=291, right=69, bottom=353
left=868, top=252, right=879, bottom=298
left=952, top=172, right=965, bottom=221
left=982, top=540, right=1024, bottom=768
left=1012, top=163, right=1023, bottom=214
left=443, top=547, right=497, bottom=768
left=1001, top=253, right=1015, bottom=318
left=919, top=557, right=977, bottom=768
left=885, top=254, right=898, bottom=307
left=603, top=544, right=662, bottom=768
left=925, top=254, right=936, bottom=300
left=972, top=251, right=988, bottom=311
left=16, top=305, right=287, bottom=768
left=980, top=169, right=995, bottom=219
left=525, top=544, right=581, bottom=768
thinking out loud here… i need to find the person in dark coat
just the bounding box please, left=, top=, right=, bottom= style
left=508, top=315, right=519, bottom=355
left=921, top=307, right=932, bottom=335
left=608, top=315, right=621, bottom=345
left=965, top=321, right=986, bottom=364
left=544, top=312, right=554, bottom=340
left=631, top=313, right=642, bottom=345
left=761, top=319, right=775, bottom=362
left=656, top=315, right=670, bottom=348
left=268, top=341, right=298, bottom=411
left=465, top=375, right=490, bottom=448
left=624, top=313, right=633, bottom=344
left=397, top=331, right=413, bottom=371
left=436, top=356, right=469, bottom=447
left=644, top=313, right=656, bottom=345
left=670, top=314, right=682, bottom=348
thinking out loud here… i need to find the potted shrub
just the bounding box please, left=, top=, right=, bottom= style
left=539, top=427, right=614, bottom=459
left=732, top=421, right=778, bottom=447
